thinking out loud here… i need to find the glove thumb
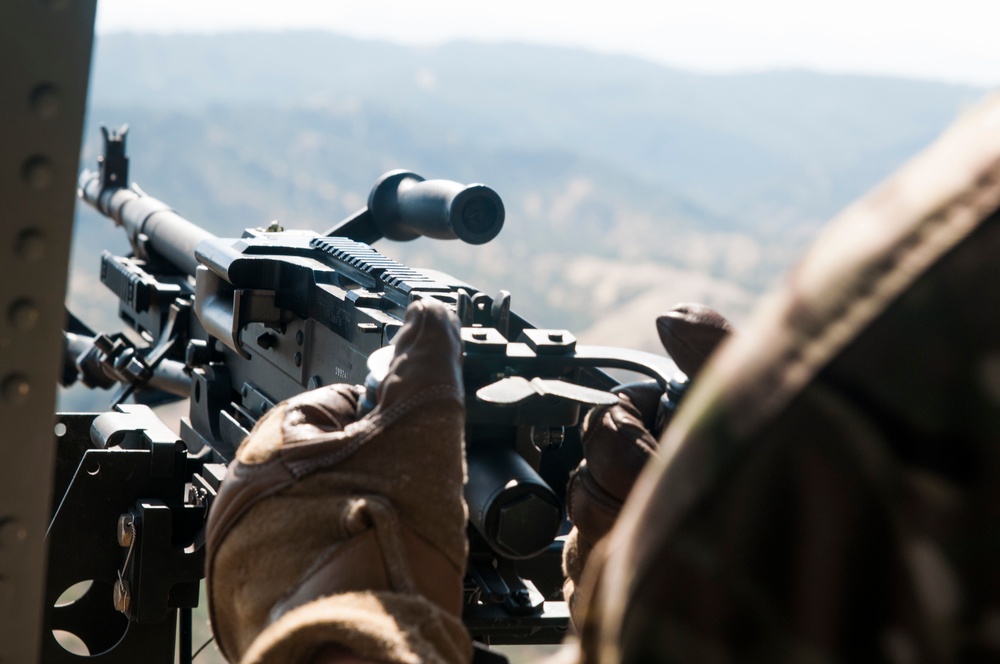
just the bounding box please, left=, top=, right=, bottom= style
left=375, top=298, right=464, bottom=414
left=656, top=303, right=733, bottom=378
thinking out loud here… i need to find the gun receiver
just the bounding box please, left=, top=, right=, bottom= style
left=51, top=126, right=685, bottom=661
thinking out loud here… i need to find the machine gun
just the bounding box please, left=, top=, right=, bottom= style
left=46, top=126, right=686, bottom=662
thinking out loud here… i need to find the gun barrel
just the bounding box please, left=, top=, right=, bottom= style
left=78, top=170, right=215, bottom=277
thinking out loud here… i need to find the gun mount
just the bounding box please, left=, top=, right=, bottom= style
left=48, top=127, right=687, bottom=661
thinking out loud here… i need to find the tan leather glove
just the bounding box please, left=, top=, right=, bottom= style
left=563, top=303, right=732, bottom=621
left=205, top=298, right=471, bottom=664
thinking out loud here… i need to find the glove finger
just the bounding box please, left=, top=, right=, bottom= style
left=566, top=461, right=624, bottom=546
left=611, top=380, right=666, bottom=432
left=270, top=300, right=461, bottom=444
left=234, top=384, right=363, bottom=463
left=581, top=390, right=659, bottom=503
left=279, top=384, right=364, bottom=445
left=375, top=297, right=464, bottom=414
left=656, top=303, right=733, bottom=378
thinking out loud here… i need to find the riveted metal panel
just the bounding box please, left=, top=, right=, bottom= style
left=0, top=1, right=96, bottom=660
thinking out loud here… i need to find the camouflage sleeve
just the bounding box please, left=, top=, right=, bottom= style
left=604, top=381, right=922, bottom=662
left=575, top=93, right=1000, bottom=664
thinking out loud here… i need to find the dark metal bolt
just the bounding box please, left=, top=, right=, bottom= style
left=530, top=426, right=565, bottom=451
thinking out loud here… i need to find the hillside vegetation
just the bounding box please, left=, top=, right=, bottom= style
left=70, top=32, right=984, bottom=357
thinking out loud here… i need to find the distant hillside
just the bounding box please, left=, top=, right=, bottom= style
left=68, top=32, right=986, bottom=376
left=88, top=32, right=984, bottom=225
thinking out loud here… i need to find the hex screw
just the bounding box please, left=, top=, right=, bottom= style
left=512, top=588, right=532, bottom=606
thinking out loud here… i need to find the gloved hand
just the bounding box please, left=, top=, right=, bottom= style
left=205, top=298, right=470, bottom=664
left=563, top=303, right=733, bottom=621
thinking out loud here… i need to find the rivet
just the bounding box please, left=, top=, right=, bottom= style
left=30, top=84, right=59, bottom=119
left=21, top=156, right=53, bottom=190
left=293, top=352, right=302, bottom=367
left=1, top=374, right=30, bottom=404
left=7, top=299, right=39, bottom=331
left=0, top=519, right=28, bottom=547
left=13, top=229, right=45, bottom=261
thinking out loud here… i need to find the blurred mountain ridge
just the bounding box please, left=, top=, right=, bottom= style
left=70, top=32, right=985, bottom=366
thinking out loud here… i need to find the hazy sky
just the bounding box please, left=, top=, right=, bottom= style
left=95, top=0, right=1000, bottom=88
